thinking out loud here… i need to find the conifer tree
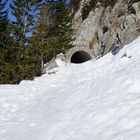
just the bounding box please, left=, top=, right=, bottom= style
left=30, top=0, right=55, bottom=69
left=10, top=0, right=41, bottom=47
left=30, top=0, right=74, bottom=73
left=52, top=0, right=74, bottom=54
left=0, top=0, right=12, bottom=84
left=0, top=0, right=9, bottom=48
left=1, top=0, right=43, bottom=83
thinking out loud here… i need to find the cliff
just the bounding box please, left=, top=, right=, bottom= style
left=73, top=0, right=140, bottom=56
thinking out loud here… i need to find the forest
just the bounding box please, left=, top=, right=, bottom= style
left=1, top=0, right=132, bottom=84
left=0, top=0, right=77, bottom=84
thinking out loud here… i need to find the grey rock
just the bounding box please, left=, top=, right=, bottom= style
left=73, top=0, right=140, bottom=56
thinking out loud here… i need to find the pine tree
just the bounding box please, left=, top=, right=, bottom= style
left=1, top=0, right=43, bottom=83
left=30, top=0, right=74, bottom=73
left=30, top=0, right=55, bottom=70
left=0, top=0, right=13, bottom=84
left=0, top=0, right=9, bottom=48
left=52, top=0, right=74, bottom=54
left=0, top=0, right=74, bottom=84
left=10, top=0, right=41, bottom=47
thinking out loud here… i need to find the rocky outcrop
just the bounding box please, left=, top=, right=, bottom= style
left=73, top=0, right=140, bottom=56
left=42, top=53, right=66, bottom=73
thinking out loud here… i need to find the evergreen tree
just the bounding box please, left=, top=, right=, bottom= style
left=31, top=0, right=74, bottom=69
left=0, top=0, right=14, bottom=84
left=30, top=0, right=55, bottom=70
left=10, top=0, right=41, bottom=47
left=0, top=0, right=8, bottom=28
left=52, top=0, right=74, bottom=54
left=0, top=0, right=43, bottom=83
left=0, top=0, right=9, bottom=48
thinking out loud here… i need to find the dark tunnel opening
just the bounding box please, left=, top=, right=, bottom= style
left=70, top=51, right=92, bottom=64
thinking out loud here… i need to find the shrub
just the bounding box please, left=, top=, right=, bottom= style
left=71, top=0, right=81, bottom=13
left=81, top=0, right=96, bottom=21
left=100, top=0, right=118, bottom=7
left=117, top=10, right=125, bottom=18
left=81, top=3, right=91, bottom=20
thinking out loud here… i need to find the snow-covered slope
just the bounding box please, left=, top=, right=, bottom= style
left=0, top=37, right=140, bottom=140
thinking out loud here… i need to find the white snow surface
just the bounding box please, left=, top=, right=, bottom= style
left=0, top=37, right=140, bottom=140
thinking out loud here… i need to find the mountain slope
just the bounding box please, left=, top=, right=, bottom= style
left=0, top=37, right=140, bottom=140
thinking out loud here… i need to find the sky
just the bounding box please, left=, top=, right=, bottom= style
left=5, top=0, right=70, bottom=21
left=4, top=0, right=15, bottom=21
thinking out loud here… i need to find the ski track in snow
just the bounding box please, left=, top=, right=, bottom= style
left=0, top=37, right=140, bottom=140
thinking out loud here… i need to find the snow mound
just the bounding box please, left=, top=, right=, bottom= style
left=0, top=37, right=140, bottom=140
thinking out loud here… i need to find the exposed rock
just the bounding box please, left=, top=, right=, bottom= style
left=73, top=0, right=140, bottom=56
left=42, top=53, right=66, bottom=73
left=133, top=2, right=140, bottom=19
left=42, top=57, right=58, bottom=73
left=56, top=53, right=66, bottom=62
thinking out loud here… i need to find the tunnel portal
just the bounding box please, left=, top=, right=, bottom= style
left=66, top=46, right=95, bottom=64
left=70, top=51, right=92, bottom=63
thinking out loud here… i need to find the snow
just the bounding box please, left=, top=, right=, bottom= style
left=0, top=37, right=140, bottom=140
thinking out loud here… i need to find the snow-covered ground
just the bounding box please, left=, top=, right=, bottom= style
left=0, top=37, right=140, bottom=140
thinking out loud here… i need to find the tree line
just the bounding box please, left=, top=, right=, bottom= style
left=0, top=0, right=80, bottom=84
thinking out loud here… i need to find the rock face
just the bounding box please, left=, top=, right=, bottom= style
left=73, top=0, right=140, bottom=56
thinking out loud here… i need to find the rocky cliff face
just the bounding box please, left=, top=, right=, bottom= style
left=73, top=0, right=140, bottom=56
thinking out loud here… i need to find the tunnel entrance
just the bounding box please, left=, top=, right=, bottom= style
left=70, top=51, right=92, bottom=64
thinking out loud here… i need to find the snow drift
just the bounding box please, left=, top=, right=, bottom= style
left=0, top=37, right=140, bottom=140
